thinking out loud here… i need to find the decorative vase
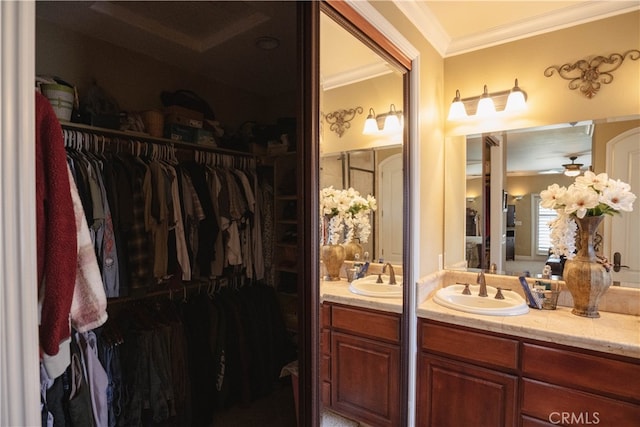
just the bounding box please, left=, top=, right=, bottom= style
left=342, top=240, right=363, bottom=261
left=322, top=244, right=346, bottom=281
left=563, top=215, right=612, bottom=318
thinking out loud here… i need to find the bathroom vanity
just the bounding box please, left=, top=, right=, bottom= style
left=416, top=271, right=640, bottom=427
left=320, top=271, right=639, bottom=427
left=320, top=279, right=403, bottom=427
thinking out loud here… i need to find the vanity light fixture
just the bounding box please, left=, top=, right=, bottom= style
left=466, top=196, right=476, bottom=203
left=513, top=195, right=524, bottom=201
left=362, top=104, right=403, bottom=135
left=563, top=156, right=583, bottom=177
left=447, top=79, right=528, bottom=121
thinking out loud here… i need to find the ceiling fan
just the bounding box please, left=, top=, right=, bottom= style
left=562, top=156, right=584, bottom=177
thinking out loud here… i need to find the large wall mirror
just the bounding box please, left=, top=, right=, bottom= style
left=317, top=3, right=410, bottom=424
left=446, top=116, right=640, bottom=289
left=319, top=11, right=405, bottom=266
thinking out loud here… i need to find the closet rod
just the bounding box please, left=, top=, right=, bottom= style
left=61, top=122, right=257, bottom=158
left=106, top=279, right=210, bottom=306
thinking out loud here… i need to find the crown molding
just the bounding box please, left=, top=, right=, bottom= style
left=345, top=0, right=420, bottom=60
left=322, top=62, right=393, bottom=91
left=392, top=1, right=640, bottom=58
left=391, top=0, right=450, bottom=57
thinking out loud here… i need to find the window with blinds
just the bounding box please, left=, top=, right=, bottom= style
left=533, top=194, right=558, bottom=255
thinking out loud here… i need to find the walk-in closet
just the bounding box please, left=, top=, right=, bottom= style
left=35, top=2, right=301, bottom=425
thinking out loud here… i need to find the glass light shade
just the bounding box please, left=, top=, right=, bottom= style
left=564, top=169, right=581, bottom=177
left=448, top=101, right=467, bottom=120
left=383, top=114, right=401, bottom=133
left=506, top=91, right=527, bottom=111
left=363, top=117, right=379, bottom=135
left=505, top=79, right=527, bottom=112
left=476, top=97, right=496, bottom=117
left=362, top=108, right=378, bottom=135
left=476, top=86, right=496, bottom=117
left=382, top=104, right=402, bottom=133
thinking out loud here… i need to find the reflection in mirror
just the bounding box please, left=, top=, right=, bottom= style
left=320, top=11, right=404, bottom=268
left=458, top=118, right=640, bottom=288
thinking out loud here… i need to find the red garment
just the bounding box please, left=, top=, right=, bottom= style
left=36, top=91, right=77, bottom=356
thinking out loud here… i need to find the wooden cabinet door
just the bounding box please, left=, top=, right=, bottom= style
left=331, top=331, right=400, bottom=427
left=417, top=353, right=518, bottom=427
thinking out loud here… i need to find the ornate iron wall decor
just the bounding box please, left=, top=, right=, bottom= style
left=324, top=106, right=363, bottom=137
left=544, top=49, right=640, bottom=98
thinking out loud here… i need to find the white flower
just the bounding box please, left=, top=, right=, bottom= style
left=549, top=214, right=578, bottom=259
left=563, top=184, right=600, bottom=218
left=600, top=179, right=636, bottom=212
left=540, top=183, right=567, bottom=209
left=320, top=186, right=377, bottom=245
left=575, top=171, right=609, bottom=192
left=542, top=173, right=635, bottom=258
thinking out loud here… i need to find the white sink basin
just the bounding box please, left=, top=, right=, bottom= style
left=349, top=275, right=403, bottom=298
left=434, top=284, right=529, bottom=316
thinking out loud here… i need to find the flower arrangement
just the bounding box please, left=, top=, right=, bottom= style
left=320, top=186, right=377, bottom=245
left=540, top=171, right=636, bottom=258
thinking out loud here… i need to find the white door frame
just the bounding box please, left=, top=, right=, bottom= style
left=1, top=1, right=41, bottom=425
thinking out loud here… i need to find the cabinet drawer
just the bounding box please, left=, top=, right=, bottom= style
left=522, top=378, right=640, bottom=426
left=331, top=304, right=400, bottom=343
left=420, top=320, right=519, bottom=370
left=522, top=343, right=640, bottom=402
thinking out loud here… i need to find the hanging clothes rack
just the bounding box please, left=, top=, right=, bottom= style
left=61, top=122, right=257, bottom=159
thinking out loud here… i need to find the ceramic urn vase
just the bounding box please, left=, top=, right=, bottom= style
left=322, top=244, right=346, bottom=281
left=562, top=215, right=612, bottom=318
left=342, top=240, right=363, bottom=261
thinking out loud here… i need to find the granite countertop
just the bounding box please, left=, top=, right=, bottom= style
left=418, top=296, right=640, bottom=359
left=320, top=273, right=640, bottom=359
left=320, top=279, right=403, bottom=314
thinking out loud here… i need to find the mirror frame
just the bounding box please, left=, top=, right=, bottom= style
left=303, top=1, right=413, bottom=426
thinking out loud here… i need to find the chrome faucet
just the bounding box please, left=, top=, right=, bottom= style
left=477, top=271, right=488, bottom=297
left=382, top=263, right=397, bottom=285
